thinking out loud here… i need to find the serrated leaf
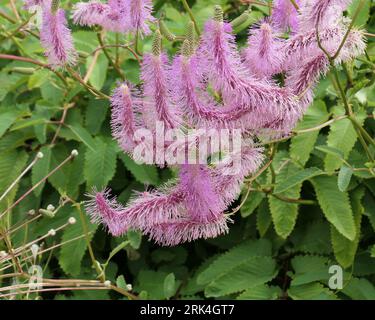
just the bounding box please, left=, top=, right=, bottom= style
left=205, top=256, right=277, bottom=297
left=256, top=199, right=272, bottom=237
left=84, top=137, right=117, bottom=189
left=31, top=146, right=52, bottom=196
left=236, top=285, right=281, bottom=300
left=311, top=176, right=356, bottom=241
left=241, top=191, right=265, bottom=218
left=290, top=100, right=329, bottom=166
left=127, top=229, right=142, bottom=249
left=269, top=160, right=302, bottom=238
left=324, top=112, right=366, bottom=172
left=197, top=239, right=272, bottom=285
left=288, top=283, right=336, bottom=300
left=135, top=270, right=168, bottom=300
left=316, top=145, right=344, bottom=160
left=331, top=188, right=364, bottom=268
left=120, top=154, right=159, bottom=186
left=85, top=99, right=108, bottom=135
left=67, top=124, right=96, bottom=151
left=291, top=255, right=331, bottom=286
left=48, top=145, right=85, bottom=198
left=59, top=206, right=98, bottom=276
left=337, top=165, right=353, bottom=192
left=116, top=275, right=127, bottom=290
left=0, top=111, right=18, bottom=138
left=86, top=53, right=108, bottom=90
left=274, top=167, right=323, bottom=194
left=163, top=273, right=176, bottom=299
left=342, top=278, right=375, bottom=300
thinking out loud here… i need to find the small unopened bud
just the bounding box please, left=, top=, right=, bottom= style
left=71, top=149, right=79, bottom=157
left=0, top=251, right=7, bottom=259
left=152, top=30, right=162, bottom=56
left=47, top=204, right=55, bottom=211
left=68, top=217, right=77, bottom=225
left=214, top=5, right=224, bottom=22
left=11, top=67, right=35, bottom=74
left=30, top=244, right=39, bottom=259
left=28, top=209, right=36, bottom=216
left=51, top=0, right=60, bottom=14
left=159, top=20, right=176, bottom=41
left=37, top=152, right=44, bottom=159
left=48, top=229, right=56, bottom=236
left=104, top=280, right=111, bottom=288
left=231, top=10, right=250, bottom=29
left=39, top=209, right=55, bottom=218
left=182, top=39, right=192, bottom=57
left=126, top=284, right=133, bottom=291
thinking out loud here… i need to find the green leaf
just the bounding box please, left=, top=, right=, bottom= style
left=290, top=100, right=329, bottom=166
left=120, top=154, right=159, bottom=186
left=273, top=167, right=323, bottom=194
left=197, top=239, right=272, bottom=285
left=256, top=199, right=272, bottom=237
left=236, top=285, right=281, bottom=300
left=31, top=146, right=52, bottom=196
left=348, top=0, right=371, bottom=27
left=59, top=206, right=98, bottom=276
left=241, top=191, right=265, bottom=218
left=311, top=176, right=356, bottom=241
left=290, top=255, right=331, bottom=286
left=48, top=145, right=85, bottom=198
left=0, top=111, right=18, bottom=138
left=86, top=53, right=108, bottom=90
left=0, top=150, right=29, bottom=214
left=316, top=145, right=344, bottom=160
left=331, top=188, right=364, bottom=268
left=269, top=160, right=302, bottom=238
left=67, top=124, right=96, bottom=151
left=27, top=69, right=50, bottom=89
left=127, top=229, right=142, bottom=249
left=337, top=165, right=353, bottom=192
left=85, top=99, right=108, bottom=135
left=288, top=283, right=336, bottom=300
left=84, top=137, right=118, bottom=189
left=324, top=111, right=366, bottom=172
left=205, top=256, right=277, bottom=297
left=135, top=270, right=168, bottom=300
left=116, top=275, right=127, bottom=290
left=342, top=278, right=375, bottom=300
left=163, top=273, right=176, bottom=299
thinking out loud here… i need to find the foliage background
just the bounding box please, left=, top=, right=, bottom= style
left=0, top=0, right=375, bottom=300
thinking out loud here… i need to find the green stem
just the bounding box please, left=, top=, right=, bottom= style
left=181, top=0, right=200, bottom=36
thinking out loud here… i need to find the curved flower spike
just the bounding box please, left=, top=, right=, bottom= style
left=72, top=1, right=110, bottom=27
left=40, top=1, right=77, bottom=69
left=125, top=0, right=155, bottom=36
left=244, top=22, right=285, bottom=79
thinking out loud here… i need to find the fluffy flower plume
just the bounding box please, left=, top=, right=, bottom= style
left=73, top=0, right=155, bottom=34
left=298, top=0, right=352, bottom=32
left=40, top=1, right=77, bottom=69
left=78, top=2, right=367, bottom=246
left=125, top=0, right=155, bottom=36
left=244, top=22, right=285, bottom=79
left=24, top=0, right=45, bottom=10
left=271, top=0, right=300, bottom=33
left=72, top=1, right=110, bottom=28
left=141, top=53, right=180, bottom=130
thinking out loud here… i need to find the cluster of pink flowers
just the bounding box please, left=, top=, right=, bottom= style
left=23, top=0, right=366, bottom=245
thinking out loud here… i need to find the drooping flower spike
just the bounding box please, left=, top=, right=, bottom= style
left=40, top=0, right=77, bottom=69
left=244, top=21, right=285, bottom=79
left=72, top=1, right=111, bottom=28
left=125, top=0, right=155, bottom=36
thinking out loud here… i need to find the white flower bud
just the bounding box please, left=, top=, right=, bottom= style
left=0, top=251, right=7, bottom=259
left=104, top=280, right=111, bottom=288
left=37, top=152, right=44, bottom=159
left=71, top=149, right=79, bottom=157
left=68, top=217, right=77, bottom=225
left=48, top=229, right=56, bottom=236
left=28, top=209, right=36, bottom=216
left=46, top=204, right=55, bottom=211
left=126, top=284, right=133, bottom=291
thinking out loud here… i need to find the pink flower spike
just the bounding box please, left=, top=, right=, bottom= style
left=23, top=0, right=45, bottom=10
left=40, top=3, right=77, bottom=69
left=271, top=0, right=300, bottom=33
left=145, top=215, right=230, bottom=246
left=125, top=0, right=155, bottom=36
left=244, top=22, right=285, bottom=79
left=85, top=189, right=130, bottom=236
left=72, top=1, right=110, bottom=27
left=141, top=53, right=180, bottom=130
